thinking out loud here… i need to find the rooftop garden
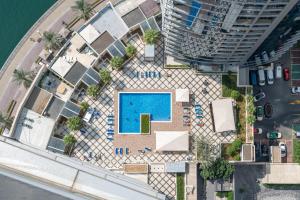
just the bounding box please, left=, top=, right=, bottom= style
left=222, top=74, right=247, bottom=142
left=140, top=114, right=150, bottom=135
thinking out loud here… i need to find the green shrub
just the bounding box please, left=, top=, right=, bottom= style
left=234, top=154, right=241, bottom=161
left=110, top=56, right=124, bottom=70
left=99, top=68, right=112, bottom=84
left=141, top=114, right=150, bottom=134
left=227, top=191, right=233, bottom=200
left=293, top=139, right=300, bottom=164
left=230, top=90, right=240, bottom=100
left=63, top=134, right=77, bottom=145
left=67, top=116, right=82, bottom=131
left=200, top=158, right=234, bottom=180
left=125, top=44, right=137, bottom=57
left=144, top=29, right=160, bottom=44
left=80, top=102, right=89, bottom=113
left=227, top=138, right=243, bottom=157
left=87, top=85, right=99, bottom=98
left=176, top=173, right=185, bottom=200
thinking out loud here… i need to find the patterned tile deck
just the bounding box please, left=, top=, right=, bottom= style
left=60, top=35, right=235, bottom=199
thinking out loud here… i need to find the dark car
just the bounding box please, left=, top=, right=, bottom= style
left=254, top=91, right=266, bottom=102
left=261, top=144, right=269, bottom=157
left=264, top=103, right=273, bottom=118
left=283, top=68, right=289, bottom=81
left=250, top=70, right=257, bottom=86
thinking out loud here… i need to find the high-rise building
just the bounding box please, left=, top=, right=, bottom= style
left=161, top=0, right=299, bottom=67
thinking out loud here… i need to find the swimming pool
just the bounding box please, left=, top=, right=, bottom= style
left=118, top=92, right=172, bottom=134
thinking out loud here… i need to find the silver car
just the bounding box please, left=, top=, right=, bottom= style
left=279, top=142, right=287, bottom=157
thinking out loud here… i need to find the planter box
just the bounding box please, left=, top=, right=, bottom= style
left=140, top=113, right=150, bottom=135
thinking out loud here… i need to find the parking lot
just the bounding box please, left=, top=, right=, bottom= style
left=253, top=52, right=300, bottom=163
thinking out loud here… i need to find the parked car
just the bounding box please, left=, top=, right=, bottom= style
left=254, top=91, right=266, bottom=102
left=256, top=106, right=264, bottom=121
left=264, top=103, right=273, bottom=118
left=291, top=86, right=300, bottom=94
left=254, top=127, right=263, bottom=134
left=261, top=144, right=269, bottom=157
left=283, top=68, right=289, bottom=81
left=279, top=142, right=287, bottom=157
left=267, top=131, right=282, bottom=139
left=255, top=55, right=262, bottom=65
left=266, top=67, right=274, bottom=85
left=258, top=67, right=266, bottom=86
left=276, top=64, right=282, bottom=79
left=250, top=70, right=257, bottom=86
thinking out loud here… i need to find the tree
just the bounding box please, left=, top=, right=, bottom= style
left=80, top=102, right=89, bottom=113
left=67, top=116, right=82, bottom=131
left=110, top=56, right=124, bottom=71
left=144, top=29, right=160, bottom=44
left=196, top=138, right=214, bottom=163
left=72, top=0, right=93, bottom=21
left=230, top=90, right=240, bottom=101
left=125, top=44, right=137, bottom=57
left=13, top=69, right=33, bottom=88
left=0, top=112, right=12, bottom=128
left=99, top=68, right=112, bottom=84
left=63, top=134, right=77, bottom=145
left=87, top=85, right=99, bottom=98
left=200, top=158, right=234, bottom=180
left=42, top=31, right=63, bottom=50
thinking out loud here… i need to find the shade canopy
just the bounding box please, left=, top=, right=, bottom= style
left=155, top=131, right=189, bottom=152
left=80, top=24, right=101, bottom=44
left=51, top=57, right=74, bottom=77
left=176, top=89, right=190, bottom=102
left=211, top=99, right=236, bottom=132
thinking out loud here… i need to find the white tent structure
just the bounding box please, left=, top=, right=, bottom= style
left=211, top=99, right=236, bottom=133
left=175, top=89, right=189, bottom=102
left=51, top=57, right=73, bottom=77
left=155, top=131, right=189, bottom=152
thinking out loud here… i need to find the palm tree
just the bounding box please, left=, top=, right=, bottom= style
left=13, top=69, right=33, bottom=88
left=0, top=112, right=12, bottom=128
left=42, top=31, right=63, bottom=50
left=72, top=0, right=93, bottom=21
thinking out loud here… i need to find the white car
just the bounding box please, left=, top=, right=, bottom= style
left=266, top=67, right=274, bottom=85
left=258, top=67, right=266, bottom=86
left=276, top=65, right=282, bottom=79
left=279, top=142, right=287, bottom=157
left=262, top=51, right=269, bottom=62
left=291, top=87, right=300, bottom=94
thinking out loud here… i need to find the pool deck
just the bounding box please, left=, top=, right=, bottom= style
left=113, top=88, right=191, bottom=154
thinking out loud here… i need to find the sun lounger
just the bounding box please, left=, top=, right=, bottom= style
left=141, top=72, right=145, bottom=78
left=153, top=72, right=157, bottom=78
left=120, top=148, right=123, bottom=155
left=115, top=148, right=119, bottom=155
left=158, top=72, right=161, bottom=78
left=135, top=71, right=139, bottom=78
left=145, top=72, right=149, bottom=78
left=80, top=128, right=86, bottom=134
left=145, top=147, right=152, bottom=151
left=125, top=148, right=129, bottom=155
left=107, top=136, right=113, bottom=141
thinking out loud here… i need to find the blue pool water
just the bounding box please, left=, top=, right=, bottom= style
left=119, top=93, right=171, bottom=134
left=186, top=1, right=202, bottom=27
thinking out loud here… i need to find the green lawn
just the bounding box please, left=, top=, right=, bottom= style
left=141, top=114, right=150, bottom=134
left=176, top=173, right=185, bottom=200
left=293, top=139, right=300, bottom=164
left=222, top=74, right=246, bottom=141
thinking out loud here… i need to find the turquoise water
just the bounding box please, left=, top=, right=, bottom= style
left=0, top=0, right=56, bottom=69
left=119, top=93, right=172, bottom=134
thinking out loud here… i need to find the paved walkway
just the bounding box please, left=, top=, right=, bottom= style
left=0, top=0, right=103, bottom=116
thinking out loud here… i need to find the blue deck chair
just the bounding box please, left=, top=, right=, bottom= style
left=125, top=148, right=129, bottom=155
left=158, top=71, right=161, bottom=78
left=145, top=71, right=149, bottom=78
left=141, top=72, right=145, bottom=78
left=119, top=148, right=123, bottom=155
left=80, top=128, right=86, bottom=134
left=115, top=148, right=119, bottom=155
left=153, top=71, right=157, bottom=78
left=135, top=71, right=139, bottom=78
left=107, top=137, right=113, bottom=141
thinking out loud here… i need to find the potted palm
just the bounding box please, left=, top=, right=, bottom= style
left=143, top=29, right=160, bottom=61
left=99, top=68, right=112, bottom=84
left=110, top=56, right=124, bottom=71
left=67, top=116, right=82, bottom=131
